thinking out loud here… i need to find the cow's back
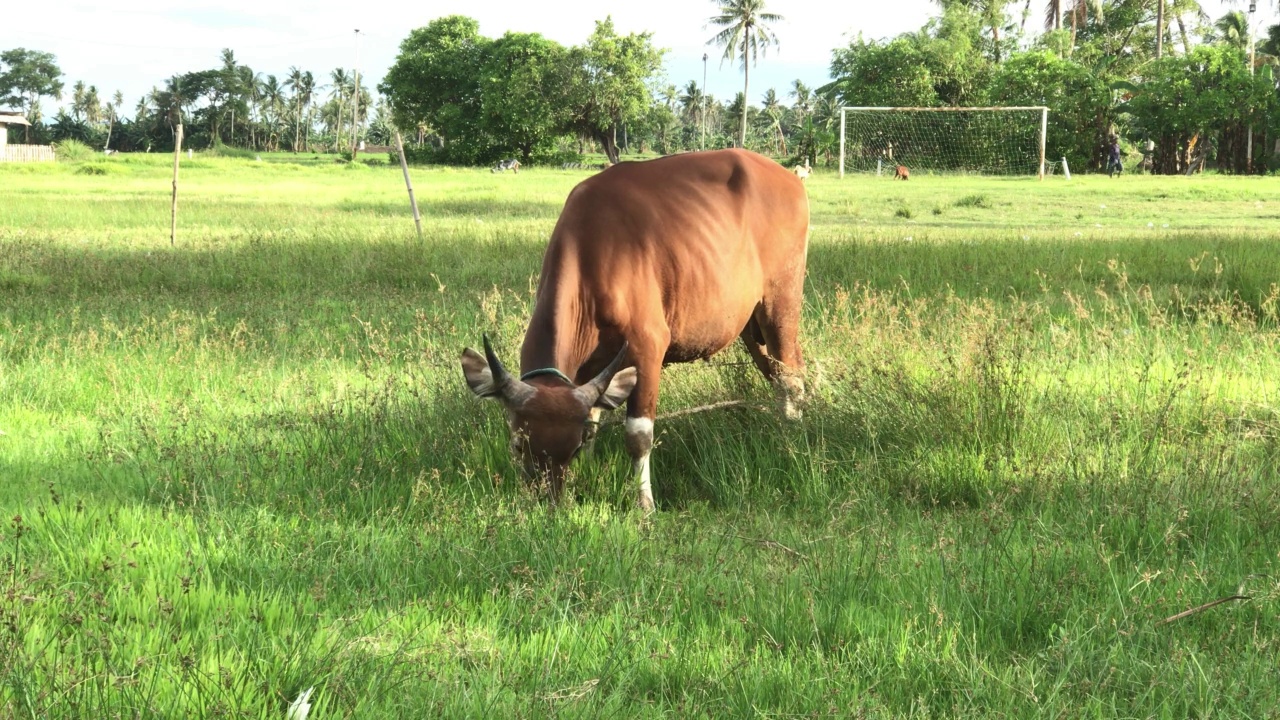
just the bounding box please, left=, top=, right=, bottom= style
left=538, top=149, right=808, bottom=363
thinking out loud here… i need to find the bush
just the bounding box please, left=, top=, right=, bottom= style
left=54, top=139, right=95, bottom=163
left=954, top=193, right=992, bottom=209
left=895, top=206, right=913, bottom=219
left=75, top=162, right=128, bottom=176
left=206, top=142, right=258, bottom=160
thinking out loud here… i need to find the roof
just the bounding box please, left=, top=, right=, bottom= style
left=0, top=113, right=31, bottom=127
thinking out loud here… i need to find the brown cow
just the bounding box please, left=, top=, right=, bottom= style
left=461, top=149, right=809, bottom=511
left=894, top=165, right=910, bottom=180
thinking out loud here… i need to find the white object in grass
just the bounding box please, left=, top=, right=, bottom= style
left=286, top=687, right=314, bottom=720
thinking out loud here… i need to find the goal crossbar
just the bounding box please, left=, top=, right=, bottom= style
left=839, top=106, right=1050, bottom=179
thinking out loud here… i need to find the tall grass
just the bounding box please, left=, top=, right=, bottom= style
left=2, top=156, right=1279, bottom=716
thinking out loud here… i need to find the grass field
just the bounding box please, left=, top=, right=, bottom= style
left=2, top=151, right=1280, bottom=717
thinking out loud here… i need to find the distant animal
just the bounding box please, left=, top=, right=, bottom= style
left=793, top=161, right=811, bottom=181
left=492, top=158, right=521, bottom=173
left=461, top=149, right=809, bottom=511
left=894, top=165, right=910, bottom=181
left=561, top=162, right=612, bottom=171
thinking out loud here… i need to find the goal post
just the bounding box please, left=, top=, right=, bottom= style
left=839, top=106, right=1050, bottom=179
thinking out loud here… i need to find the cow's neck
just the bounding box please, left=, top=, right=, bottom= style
left=519, top=282, right=598, bottom=382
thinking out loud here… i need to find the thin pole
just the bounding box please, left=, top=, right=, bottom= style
left=352, top=29, right=361, bottom=159
left=701, top=53, right=708, bottom=151
left=171, top=123, right=183, bottom=246
left=1039, top=107, right=1048, bottom=180
left=395, top=131, right=423, bottom=241
left=839, top=109, right=846, bottom=179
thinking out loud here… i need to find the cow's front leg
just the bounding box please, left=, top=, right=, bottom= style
left=625, top=340, right=665, bottom=512
left=625, top=415, right=656, bottom=512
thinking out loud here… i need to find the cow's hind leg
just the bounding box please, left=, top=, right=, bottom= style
left=754, top=291, right=806, bottom=421
left=739, top=314, right=777, bottom=380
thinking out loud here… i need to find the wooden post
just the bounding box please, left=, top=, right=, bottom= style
left=395, top=131, right=423, bottom=241
left=171, top=123, right=183, bottom=246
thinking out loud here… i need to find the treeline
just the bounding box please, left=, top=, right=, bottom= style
left=6, top=1, right=1280, bottom=173
left=378, top=14, right=848, bottom=167
left=826, top=0, right=1280, bottom=174
left=378, top=3, right=1280, bottom=173
left=1, top=47, right=392, bottom=154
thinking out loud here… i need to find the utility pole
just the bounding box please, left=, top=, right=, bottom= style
left=352, top=29, right=361, bottom=160
left=701, top=53, right=708, bottom=151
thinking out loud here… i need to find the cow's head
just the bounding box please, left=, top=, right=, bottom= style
left=460, top=336, right=636, bottom=497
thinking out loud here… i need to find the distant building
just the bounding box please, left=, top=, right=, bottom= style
left=0, top=111, right=54, bottom=162
left=0, top=110, right=29, bottom=146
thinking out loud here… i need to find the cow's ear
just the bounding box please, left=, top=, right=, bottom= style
left=595, top=367, right=637, bottom=410
left=461, top=348, right=500, bottom=398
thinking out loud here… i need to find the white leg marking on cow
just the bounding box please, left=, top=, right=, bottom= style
left=625, top=417, right=655, bottom=511
left=777, top=374, right=805, bottom=421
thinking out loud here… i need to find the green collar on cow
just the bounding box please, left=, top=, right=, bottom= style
left=520, top=368, right=576, bottom=385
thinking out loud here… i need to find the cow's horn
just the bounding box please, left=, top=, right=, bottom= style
left=480, top=334, right=536, bottom=406
left=482, top=334, right=512, bottom=388
left=579, top=342, right=630, bottom=399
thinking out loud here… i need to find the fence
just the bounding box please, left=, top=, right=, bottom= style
left=0, top=145, right=56, bottom=162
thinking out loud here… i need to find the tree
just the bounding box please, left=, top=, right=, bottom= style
left=480, top=32, right=572, bottom=161
left=238, top=66, right=263, bottom=149
left=0, top=48, right=63, bottom=141
left=379, top=16, right=493, bottom=164
left=1213, top=10, right=1251, bottom=50
left=103, top=90, right=123, bottom=151
left=989, top=50, right=1113, bottom=168
left=707, top=0, right=783, bottom=148
left=262, top=75, right=285, bottom=150
left=759, top=87, right=786, bottom=154
left=826, top=37, right=940, bottom=106
left=286, top=66, right=306, bottom=151
left=1123, top=45, right=1272, bottom=173
left=564, top=17, right=665, bottom=163
left=329, top=68, right=350, bottom=151
left=789, top=79, right=812, bottom=116
left=299, top=71, right=316, bottom=151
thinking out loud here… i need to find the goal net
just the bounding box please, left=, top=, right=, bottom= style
left=839, top=106, right=1049, bottom=178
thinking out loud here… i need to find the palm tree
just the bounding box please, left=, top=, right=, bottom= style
left=237, top=66, right=263, bottom=149
left=103, top=90, right=123, bottom=151
left=759, top=88, right=786, bottom=154
left=285, top=66, right=305, bottom=151
left=1215, top=10, right=1251, bottom=49
left=71, top=81, right=88, bottom=122
left=707, top=0, right=783, bottom=148
left=330, top=68, right=351, bottom=152
left=679, top=80, right=703, bottom=124
left=1045, top=0, right=1062, bottom=31
left=262, top=75, right=284, bottom=151
left=300, top=71, right=316, bottom=152
left=789, top=80, right=812, bottom=114
left=1066, top=0, right=1103, bottom=51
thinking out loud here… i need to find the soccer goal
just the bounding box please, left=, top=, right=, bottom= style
left=839, top=106, right=1050, bottom=179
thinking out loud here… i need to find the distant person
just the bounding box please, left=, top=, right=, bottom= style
left=1107, top=137, right=1123, bottom=177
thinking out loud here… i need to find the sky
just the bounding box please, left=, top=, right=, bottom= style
left=3, top=0, right=940, bottom=113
